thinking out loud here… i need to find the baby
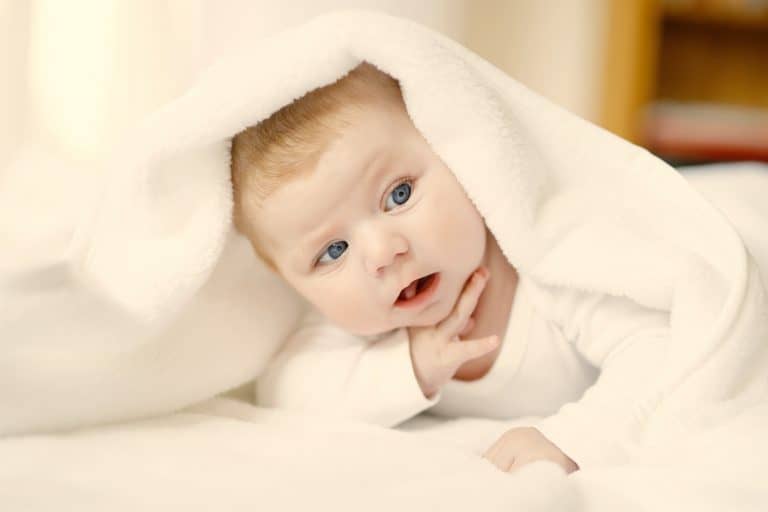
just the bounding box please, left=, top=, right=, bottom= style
left=230, top=62, right=669, bottom=473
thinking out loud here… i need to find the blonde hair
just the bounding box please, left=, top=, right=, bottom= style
left=230, top=62, right=404, bottom=273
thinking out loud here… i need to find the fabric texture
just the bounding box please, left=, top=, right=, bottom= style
left=3, top=9, right=767, bottom=464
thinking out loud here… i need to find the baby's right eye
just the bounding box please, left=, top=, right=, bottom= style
left=316, top=240, right=348, bottom=266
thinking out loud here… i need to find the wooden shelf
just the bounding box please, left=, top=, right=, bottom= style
left=657, top=20, right=768, bottom=107
left=600, top=0, right=768, bottom=162
left=664, top=0, right=768, bottom=30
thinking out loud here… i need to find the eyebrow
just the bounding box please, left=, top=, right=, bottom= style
left=296, top=151, right=392, bottom=266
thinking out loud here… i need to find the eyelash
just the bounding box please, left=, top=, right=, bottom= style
left=313, top=176, right=416, bottom=268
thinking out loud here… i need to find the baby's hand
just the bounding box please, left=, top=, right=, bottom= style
left=407, top=267, right=499, bottom=399
left=483, top=427, right=579, bottom=474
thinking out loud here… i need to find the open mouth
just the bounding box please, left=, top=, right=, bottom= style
left=394, top=272, right=440, bottom=309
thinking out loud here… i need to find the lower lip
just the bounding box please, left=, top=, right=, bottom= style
left=394, top=273, right=441, bottom=309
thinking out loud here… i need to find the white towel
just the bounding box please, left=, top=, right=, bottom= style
left=3, top=9, right=767, bottom=448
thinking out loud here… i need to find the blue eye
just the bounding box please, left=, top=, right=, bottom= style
left=385, top=181, right=412, bottom=211
left=317, top=240, right=348, bottom=265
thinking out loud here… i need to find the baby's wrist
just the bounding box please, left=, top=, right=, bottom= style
left=419, top=379, right=439, bottom=400
left=406, top=329, right=444, bottom=399
left=411, top=360, right=438, bottom=399
left=408, top=352, right=439, bottom=399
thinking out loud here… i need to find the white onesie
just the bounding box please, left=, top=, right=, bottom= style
left=257, top=273, right=670, bottom=469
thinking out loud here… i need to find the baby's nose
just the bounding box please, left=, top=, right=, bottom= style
left=363, top=229, right=409, bottom=276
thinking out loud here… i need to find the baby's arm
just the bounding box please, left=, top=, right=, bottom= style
left=528, top=282, right=671, bottom=469
left=257, top=267, right=498, bottom=427
left=257, top=309, right=433, bottom=427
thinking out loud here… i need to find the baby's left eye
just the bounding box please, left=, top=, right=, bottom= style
left=384, top=181, right=412, bottom=211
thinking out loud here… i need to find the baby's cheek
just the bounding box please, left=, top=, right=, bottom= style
left=314, top=297, right=382, bottom=337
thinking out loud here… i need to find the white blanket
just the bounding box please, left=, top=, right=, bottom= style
left=2, top=9, right=768, bottom=510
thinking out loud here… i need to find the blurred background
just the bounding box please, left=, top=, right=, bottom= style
left=2, top=0, right=767, bottom=177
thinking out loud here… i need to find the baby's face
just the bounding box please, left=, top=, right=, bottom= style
left=257, top=100, right=486, bottom=336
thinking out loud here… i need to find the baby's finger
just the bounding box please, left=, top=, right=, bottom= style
left=483, top=445, right=515, bottom=473
left=458, top=316, right=475, bottom=337
left=438, top=269, right=488, bottom=337
left=506, top=458, right=526, bottom=473
left=442, top=335, right=498, bottom=369
left=482, top=437, right=503, bottom=462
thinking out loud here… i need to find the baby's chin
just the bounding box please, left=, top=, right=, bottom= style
left=330, top=298, right=457, bottom=338
left=394, top=303, right=459, bottom=333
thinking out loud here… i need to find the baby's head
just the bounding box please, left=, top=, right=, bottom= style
left=230, top=62, right=487, bottom=336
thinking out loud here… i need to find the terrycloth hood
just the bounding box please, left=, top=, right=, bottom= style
left=7, top=10, right=767, bottom=439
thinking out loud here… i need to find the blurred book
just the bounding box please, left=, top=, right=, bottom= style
left=642, top=101, right=768, bottom=163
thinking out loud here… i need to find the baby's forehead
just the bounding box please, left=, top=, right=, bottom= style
left=264, top=150, right=388, bottom=237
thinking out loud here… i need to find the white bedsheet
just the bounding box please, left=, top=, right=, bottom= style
left=2, top=396, right=766, bottom=511
left=402, top=405, right=768, bottom=512
left=0, top=398, right=574, bottom=512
